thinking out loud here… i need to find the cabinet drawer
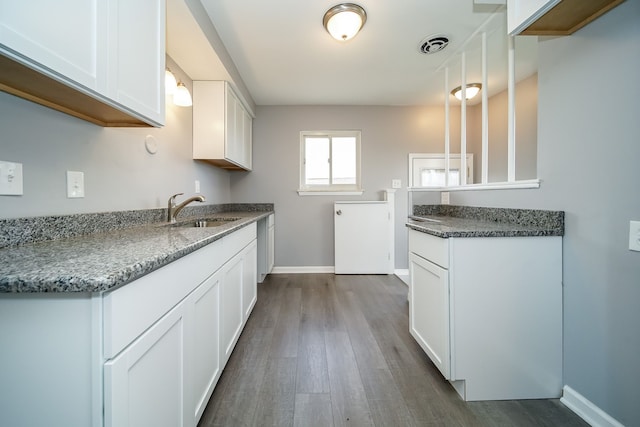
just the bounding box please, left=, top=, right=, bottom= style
left=409, top=229, right=449, bottom=269
left=103, top=238, right=225, bottom=359
left=225, top=222, right=256, bottom=257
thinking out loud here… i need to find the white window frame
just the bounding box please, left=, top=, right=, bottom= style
left=298, top=130, right=363, bottom=196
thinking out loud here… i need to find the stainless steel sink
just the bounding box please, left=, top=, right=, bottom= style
left=172, top=217, right=242, bottom=228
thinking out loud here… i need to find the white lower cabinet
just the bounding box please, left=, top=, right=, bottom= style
left=104, top=302, right=187, bottom=427
left=104, top=223, right=257, bottom=427
left=186, top=269, right=221, bottom=425
left=409, top=252, right=450, bottom=379
left=220, top=254, right=244, bottom=365
left=257, top=214, right=275, bottom=283
left=408, top=228, right=563, bottom=401
left=0, top=223, right=259, bottom=427
left=242, top=241, right=258, bottom=319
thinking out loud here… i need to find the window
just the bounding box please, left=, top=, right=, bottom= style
left=299, top=131, right=362, bottom=195
left=409, top=153, right=473, bottom=187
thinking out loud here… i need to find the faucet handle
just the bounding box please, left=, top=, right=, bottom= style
left=168, top=192, right=184, bottom=206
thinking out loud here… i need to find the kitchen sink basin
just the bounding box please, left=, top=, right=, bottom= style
left=172, top=217, right=242, bottom=228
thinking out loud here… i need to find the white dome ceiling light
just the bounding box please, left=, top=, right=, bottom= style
left=323, top=3, right=367, bottom=42
left=451, top=83, right=482, bottom=100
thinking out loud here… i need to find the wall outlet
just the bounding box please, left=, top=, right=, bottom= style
left=441, top=191, right=450, bottom=205
left=0, top=160, right=23, bottom=195
left=629, top=221, right=640, bottom=252
left=195, top=180, right=201, bottom=193
left=392, top=179, right=401, bottom=189
left=67, top=171, right=85, bottom=198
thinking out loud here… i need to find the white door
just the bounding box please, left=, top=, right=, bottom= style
left=186, top=270, right=221, bottom=425
left=334, top=201, right=392, bottom=274
left=104, top=302, right=186, bottom=427
left=409, top=252, right=450, bottom=379
left=242, top=240, right=258, bottom=320
left=220, top=255, right=243, bottom=365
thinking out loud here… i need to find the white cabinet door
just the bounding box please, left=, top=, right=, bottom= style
left=507, top=0, right=561, bottom=35
left=104, top=302, right=186, bottom=427
left=193, top=81, right=252, bottom=170
left=267, top=218, right=275, bottom=274
left=242, top=108, right=253, bottom=170
left=409, top=252, right=450, bottom=379
left=108, top=0, right=165, bottom=125
left=220, top=255, right=244, bottom=365
left=225, top=86, right=240, bottom=164
left=185, top=270, right=221, bottom=426
left=0, top=0, right=106, bottom=91
left=242, top=240, right=258, bottom=320
left=334, top=202, right=392, bottom=274
left=0, top=0, right=165, bottom=126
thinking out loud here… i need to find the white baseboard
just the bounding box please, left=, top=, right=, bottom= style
left=271, top=266, right=335, bottom=274
left=270, top=267, right=411, bottom=283
left=394, top=269, right=409, bottom=285
left=561, top=385, right=624, bottom=427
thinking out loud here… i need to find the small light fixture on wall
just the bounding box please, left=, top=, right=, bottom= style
left=165, top=68, right=192, bottom=107
left=173, top=82, right=193, bottom=107
left=451, top=83, right=482, bottom=101
left=165, top=68, right=178, bottom=95
left=323, top=3, right=367, bottom=41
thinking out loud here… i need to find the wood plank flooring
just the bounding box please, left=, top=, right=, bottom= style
left=198, top=273, right=587, bottom=427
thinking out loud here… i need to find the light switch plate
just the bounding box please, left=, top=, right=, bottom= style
left=67, top=171, right=85, bottom=198
left=629, top=221, right=640, bottom=252
left=0, top=160, right=23, bottom=195
left=392, top=179, right=401, bottom=189
left=441, top=191, right=450, bottom=205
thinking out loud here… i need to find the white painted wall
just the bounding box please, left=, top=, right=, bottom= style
left=0, top=58, right=231, bottom=219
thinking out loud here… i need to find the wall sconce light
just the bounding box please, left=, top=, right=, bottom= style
left=165, top=68, right=192, bottom=107
left=165, top=68, right=178, bottom=95
left=451, top=83, right=482, bottom=101
left=323, top=3, right=367, bottom=41
left=173, top=82, right=193, bottom=107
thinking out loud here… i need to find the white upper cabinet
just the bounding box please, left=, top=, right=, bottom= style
left=0, top=0, right=107, bottom=91
left=0, top=0, right=165, bottom=127
left=507, top=0, right=625, bottom=36
left=193, top=80, right=253, bottom=171
left=507, top=0, right=560, bottom=35
left=107, top=0, right=165, bottom=125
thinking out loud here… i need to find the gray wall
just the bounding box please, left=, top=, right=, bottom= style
left=467, top=73, right=538, bottom=183
left=451, top=2, right=639, bottom=425
left=229, top=105, right=461, bottom=269
left=229, top=77, right=537, bottom=270
left=0, top=57, right=231, bottom=219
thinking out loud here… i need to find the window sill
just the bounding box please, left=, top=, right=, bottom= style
left=408, top=179, right=540, bottom=192
left=298, top=190, right=365, bottom=196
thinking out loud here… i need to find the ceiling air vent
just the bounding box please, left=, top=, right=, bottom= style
left=419, top=35, right=449, bottom=54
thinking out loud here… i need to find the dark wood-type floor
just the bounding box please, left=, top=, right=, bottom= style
left=198, top=273, right=587, bottom=427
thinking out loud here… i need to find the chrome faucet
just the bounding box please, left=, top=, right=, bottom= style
left=167, top=193, right=206, bottom=223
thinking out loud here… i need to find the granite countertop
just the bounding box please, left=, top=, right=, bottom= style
left=406, top=205, right=564, bottom=238
left=0, top=210, right=272, bottom=293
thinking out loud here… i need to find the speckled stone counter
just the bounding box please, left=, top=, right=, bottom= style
left=0, top=205, right=273, bottom=293
left=407, top=205, right=564, bottom=238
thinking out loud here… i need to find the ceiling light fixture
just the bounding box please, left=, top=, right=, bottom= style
left=451, top=83, right=482, bottom=101
left=323, top=3, right=367, bottom=42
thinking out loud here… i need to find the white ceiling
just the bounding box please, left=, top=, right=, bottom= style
left=170, top=0, right=538, bottom=107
